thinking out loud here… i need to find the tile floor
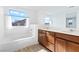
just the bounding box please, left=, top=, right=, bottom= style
left=17, top=44, right=49, bottom=52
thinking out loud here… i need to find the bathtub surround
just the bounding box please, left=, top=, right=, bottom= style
left=0, top=6, right=39, bottom=51
left=0, top=25, right=38, bottom=52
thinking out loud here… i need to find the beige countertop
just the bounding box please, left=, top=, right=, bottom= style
left=38, top=26, right=79, bottom=36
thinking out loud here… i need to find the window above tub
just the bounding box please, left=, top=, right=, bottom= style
left=6, top=9, right=29, bottom=29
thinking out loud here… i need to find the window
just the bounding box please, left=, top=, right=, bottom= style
left=6, top=9, right=29, bottom=29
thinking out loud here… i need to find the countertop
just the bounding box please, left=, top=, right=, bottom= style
left=38, top=26, right=79, bottom=36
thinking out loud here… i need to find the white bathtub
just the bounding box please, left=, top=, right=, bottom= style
left=0, top=25, right=38, bottom=52
left=0, top=36, right=38, bottom=52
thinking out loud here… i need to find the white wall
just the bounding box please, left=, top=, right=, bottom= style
left=37, top=7, right=79, bottom=30
left=0, top=7, right=4, bottom=41
left=3, top=7, right=38, bottom=40
left=4, top=7, right=38, bottom=24
left=1, top=6, right=79, bottom=40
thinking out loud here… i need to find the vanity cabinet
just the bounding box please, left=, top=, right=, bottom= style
left=46, top=31, right=54, bottom=44
left=55, top=37, right=79, bottom=52
left=38, top=29, right=79, bottom=52
left=46, top=31, right=55, bottom=51
left=66, top=41, right=79, bottom=52
left=38, top=30, right=48, bottom=47
left=55, top=32, right=79, bottom=52
left=55, top=38, right=66, bottom=52
left=55, top=32, right=79, bottom=43
left=38, top=29, right=55, bottom=51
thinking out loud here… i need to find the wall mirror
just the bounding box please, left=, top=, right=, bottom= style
left=66, top=12, right=77, bottom=28
left=42, top=16, right=52, bottom=28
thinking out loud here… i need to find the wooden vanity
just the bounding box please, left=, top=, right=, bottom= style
left=38, top=29, right=79, bottom=52
left=38, top=29, right=55, bottom=51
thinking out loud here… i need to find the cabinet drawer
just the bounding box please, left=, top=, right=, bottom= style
left=46, top=32, right=54, bottom=44
left=46, top=42, right=54, bottom=52
left=56, top=32, right=79, bottom=43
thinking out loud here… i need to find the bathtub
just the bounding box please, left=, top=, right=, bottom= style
left=0, top=25, right=38, bottom=52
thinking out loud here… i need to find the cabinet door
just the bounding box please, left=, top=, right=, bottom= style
left=46, top=42, right=54, bottom=51
left=46, top=31, right=54, bottom=44
left=38, top=30, right=48, bottom=46
left=66, top=41, right=79, bottom=52
left=55, top=38, right=66, bottom=52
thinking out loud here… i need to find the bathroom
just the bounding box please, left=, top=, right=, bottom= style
left=0, top=6, right=79, bottom=52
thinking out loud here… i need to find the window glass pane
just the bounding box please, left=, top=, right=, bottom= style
left=11, top=16, right=26, bottom=26
left=7, top=9, right=28, bottom=26
left=8, top=9, right=26, bottom=17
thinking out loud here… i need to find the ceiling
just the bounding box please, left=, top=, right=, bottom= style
left=3, top=6, right=79, bottom=14
left=3, top=6, right=76, bottom=11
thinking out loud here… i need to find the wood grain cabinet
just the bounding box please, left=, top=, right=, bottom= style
left=38, top=29, right=79, bottom=52
left=66, top=41, right=79, bottom=52
left=46, top=42, right=54, bottom=51
left=55, top=33, right=79, bottom=52
left=55, top=38, right=66, bottom=52
left=55, top=37, right=79, bottom=52
left=46, top=31, right=54, bottom=44
left=38, top=29, right=55, bottom=52
left=46, top=31, right=55, bottom=51
left=38, top=30, right=48, bottom=47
